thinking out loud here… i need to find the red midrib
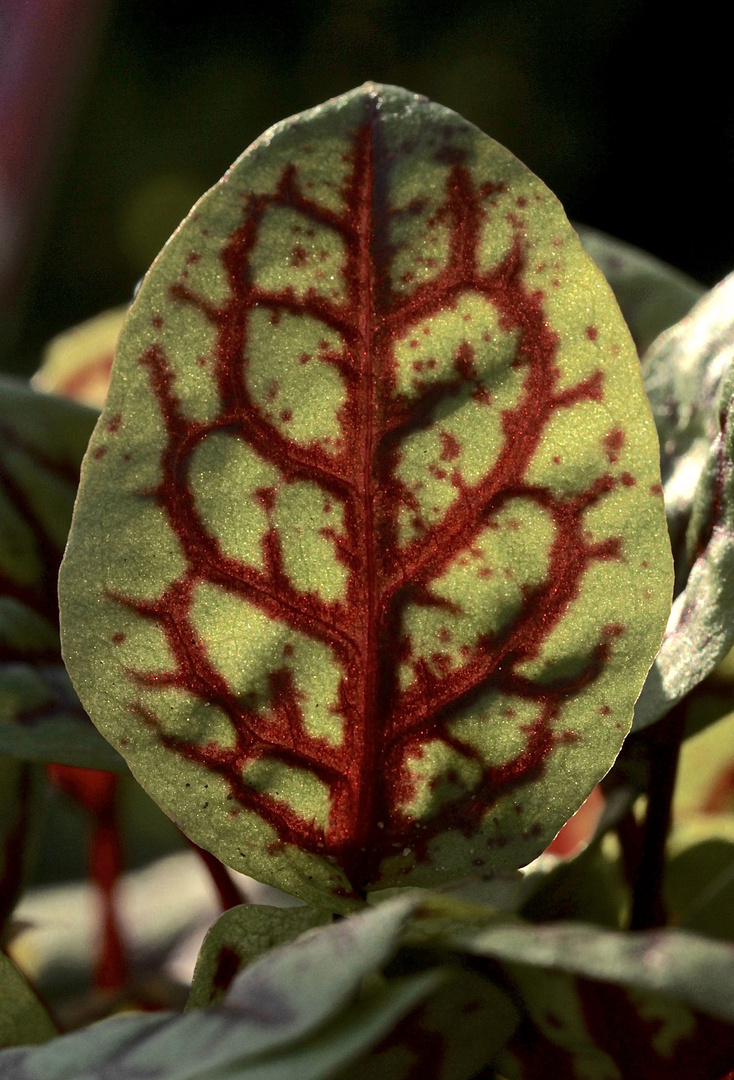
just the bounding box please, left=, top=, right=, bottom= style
left=350, top=111, right=380, bottom=860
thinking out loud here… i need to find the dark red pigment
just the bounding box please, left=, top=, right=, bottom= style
left=46, top=765, right=128, bottom=992
left=508, top=978, right=734, bottom=1079
left=0, top=426, right=79, bottom=656
left=110, top=101, right=632, bottom=896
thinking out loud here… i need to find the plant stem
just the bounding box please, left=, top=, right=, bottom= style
left=629, top=701, right=686, bottom=931
left=186, top=839, right=246, bottom=911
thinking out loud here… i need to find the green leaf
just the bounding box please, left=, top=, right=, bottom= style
left=496, top=967, right=734, bottom=1080
left=0, top=380, right=117, bottom=768
left=0, top=758, right=42, bottom=935
left=0, top=951, right=57, bottom=1048
left=450, top=919, right=734, bottom=1022
left=187, top=902, right=331, bottom=1008
left=634, top=274, right=734, bottom=730
left=0, top=663, right=126, bottom=771
left=0, top=896, right=443, bottom=1080
left=665, top=833, right=734, bottom=944
left=334, top=967, right=519, bottom=1080
left=59, top=82, right=671, bottom=909
left=576, top=225, right=704, bottom=356
left=0, top=973, right=443, bottom=1080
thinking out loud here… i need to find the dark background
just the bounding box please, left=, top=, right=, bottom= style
left=5, top=0, right=732, bottom=374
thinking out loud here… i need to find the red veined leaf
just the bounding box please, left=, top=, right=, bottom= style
left=59, top=83, right=672, bottom=909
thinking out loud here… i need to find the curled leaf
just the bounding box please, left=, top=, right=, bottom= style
left=60, top=83, right=671, bottom=907
left=634, top=274, right=734, bottom=729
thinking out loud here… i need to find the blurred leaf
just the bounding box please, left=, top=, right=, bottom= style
left=496, top=967, right=734, bottom=1080
left=576, top=225, right=704, bottom=356
left=0, top=664, right=125, bottom=771
left=0, top=951, right=56, bottom=1048
left=0, top=895, right=445, bottom=1080
left=634, top=274, right=734, bottom=730
left=0, top=972, right=442, bottom=1080
left=450, top=919, right=734, bottom=1022
left=337, top=967, right=519, bottom=1080
left=0, top=757, right=42, bottom=934
left=187, top=902, right=331, bottom=1009
left=665, top=832, right=734, bottom=944
left=0, top=379, right=114, bottom=769
left=60, top=82, right=671, bottom=911
left=674, top=709, right=734, bottom=819
left=520, top=835, right=628, bottom=928
left=33, top=307, right=126, bottom=409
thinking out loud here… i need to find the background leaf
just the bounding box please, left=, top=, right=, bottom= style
left=451, top=919, right=734, bottom=1022
left=0, top=951, right=56, bottom=1049
left=60, top=83, right=671, bottom=909
left=0, top=379, right=121, bottom=770
left=496, top=968, right=734, bottom=1080
left=576, top=225, right=704, bottom=356
left=32, top=308, right=127, bottom=410
left=187, top=902, right=331, bottom=1008
left=634, top=275, right=734, bottom=730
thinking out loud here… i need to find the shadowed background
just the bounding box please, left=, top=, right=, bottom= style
left=2, top=0, right=731, bottom=374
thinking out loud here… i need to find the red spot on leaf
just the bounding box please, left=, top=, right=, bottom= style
left=585, top=325, right=598, bottom=341
left=603, top=428, right=625, bottom=463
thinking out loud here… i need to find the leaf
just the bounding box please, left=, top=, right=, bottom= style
left=634, top=276, right=734, bottom=730
left=576, top=225, right=704, bottom=356
left=0, top=758, right=41, bottom=935
left=334, top=967, right=519, bottom=1080
left=187, top=902, right=331, bottom=1008
left=0, top=663, right=126, bottom=770
left=59, top=82, right=672, bottom=909
left=0, top=896, right=442, bottom=1080
left=665, top=833, right=734, bottom=943
left=0, top=380, right=119, bottom=769
left=33, top=307, right=127, bottom=409
left=449, top=919, right=734, bottom=1022
left=496, top=968, right=734, bottom=1080
left=0, top=951, right=57, bottom=1048
left=0, top=973, right=442, bottom=1080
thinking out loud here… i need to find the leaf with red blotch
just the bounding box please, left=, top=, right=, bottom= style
left=495, top=967, right=734, bottom=1080
left=59, top=83, right=672, bottom=909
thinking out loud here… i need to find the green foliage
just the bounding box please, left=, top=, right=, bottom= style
left=2, top=83, right=734, bottom=1077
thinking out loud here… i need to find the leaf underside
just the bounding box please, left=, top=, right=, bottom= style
left=59, top=83, right=671, bottom=908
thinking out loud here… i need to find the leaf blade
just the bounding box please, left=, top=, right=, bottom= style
left=60, top=83, right=672, bottom=907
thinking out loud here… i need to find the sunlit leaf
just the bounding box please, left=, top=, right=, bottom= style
left=33, top=307, right=126, bottom=409
left=60, top=83, right=671, bottom=909
left=634, top=275, right=734, bottom=730
left=576, top=225, right=704, bottom=356
left=187, top=902, right=331, bottom=1008
left=0, top=951, right=56, bottom=1049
